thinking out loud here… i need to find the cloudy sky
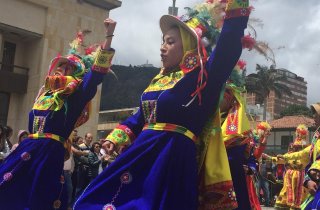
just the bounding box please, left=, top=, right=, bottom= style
left=109, top=0, right=320, bottom=105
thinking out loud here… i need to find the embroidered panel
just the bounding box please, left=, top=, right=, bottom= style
left=142, top=100, right=157, bottom=123
left=144, top=71, right=184, bottom=93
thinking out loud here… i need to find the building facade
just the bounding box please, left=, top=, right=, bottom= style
left=246, top=69, right=307, bottom=120
left=0, top=0, right=121, bottom=141
left=265, top=115, right=315, bottom=155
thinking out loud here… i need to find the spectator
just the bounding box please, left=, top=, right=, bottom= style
left=75, top=132, right=92, bottom=197
left=70, top=135, right=88, bottom=205
left=63, top=139, right=75, bottom=210
left=88, top=142, right=103, bottom=181
left=257, top=159, right=272, bottom=207
left=11, top=130, right=29, bottom=152
left=0, top=125, right=12, bottom=162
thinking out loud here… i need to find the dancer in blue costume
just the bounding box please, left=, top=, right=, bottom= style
left=74, top=0, right=250, bottom=209
left=0, top=18, right=116, bottom=210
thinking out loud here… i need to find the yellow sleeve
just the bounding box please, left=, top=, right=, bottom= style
left=106, top=125, right=135, bottom=147
left=308, top=160, right=320, bottom=172
left=283, top=145, right=311, bottom=167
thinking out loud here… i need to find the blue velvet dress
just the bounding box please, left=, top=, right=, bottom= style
left=74, top=17, right=248, bottom=210
left=0, top=70, right=104, bottom=210
left=227, top=144, right=258, bottom=210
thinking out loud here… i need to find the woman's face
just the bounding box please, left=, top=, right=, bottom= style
left=77, top=137, right=84, bottom=145
left=160, top=27, right=183, bottom=72
left=94, top=144, right=101, bottom=153
left=19, top=133, right=28, bottom=142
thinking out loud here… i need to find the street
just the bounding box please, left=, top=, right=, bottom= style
left=261, top=206, right=275, bottom=210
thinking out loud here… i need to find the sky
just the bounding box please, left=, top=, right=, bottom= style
left=109, top=0, right=320, bottom=105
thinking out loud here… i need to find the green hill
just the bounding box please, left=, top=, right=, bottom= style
left=100, top=65, right=160, bottom=110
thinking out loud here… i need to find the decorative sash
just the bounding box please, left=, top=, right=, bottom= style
left=143, top=123, right=197, bottom=142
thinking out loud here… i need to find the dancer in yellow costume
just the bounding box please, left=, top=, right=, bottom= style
left=273, top=124, right=310, bottom=210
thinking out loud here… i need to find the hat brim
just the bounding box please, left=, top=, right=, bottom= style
left=49, top=56, right=77, bottom=75
left=159, top=15, right=198, bottom=40
left=311, top=103, right=320, bottom=115
left=49, top=57, right=69, bottom=74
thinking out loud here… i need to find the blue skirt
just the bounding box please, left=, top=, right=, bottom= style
left=0, top=138, right=67, bottom=210
left=74, top=130, right=198, bottom=210
left=227, top=145, right=252, bottom=210
left=304, top=190, right=320, bottom=210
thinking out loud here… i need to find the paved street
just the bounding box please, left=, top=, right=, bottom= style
left=261, top=206, right=275, bottom=210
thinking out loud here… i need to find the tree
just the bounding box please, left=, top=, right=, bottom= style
left=245, top=64, right=292, bottom=120
left=280, top=104, right=313, bottom=118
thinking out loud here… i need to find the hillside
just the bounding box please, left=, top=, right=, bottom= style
left=100, top=65, right=160, bottom=110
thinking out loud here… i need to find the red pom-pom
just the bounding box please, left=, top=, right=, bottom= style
left=241, top=34, right=256, bottom=50
left=236, top=59, right=246, bottom=70
left=85, top=46, right=96, bottom=55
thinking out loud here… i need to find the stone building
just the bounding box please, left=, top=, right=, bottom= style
left=0, top=0, right=121, bottom=141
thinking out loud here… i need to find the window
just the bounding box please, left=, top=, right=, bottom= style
left=281, top=135, right=293, bottom=150
left=0, top=92, right=10, bottom=125
left=1, top=41, right=16, bottom=72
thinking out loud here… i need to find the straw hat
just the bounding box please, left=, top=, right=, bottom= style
left=311, top=103, right=320, bottom=115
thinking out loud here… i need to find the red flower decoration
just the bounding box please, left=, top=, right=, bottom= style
left=236, top=59, right=246, bottom=70
left=85, top=46, right=96, bottom=55
left=241, top=34, right=256, bottom=50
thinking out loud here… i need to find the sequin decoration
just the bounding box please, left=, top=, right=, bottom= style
left=228, top=188, right=237, bottom=201
left=21, top=152, right=31, bottom=161
left=33, top=116, right=47, bottom=133
left=3, top=172, right=13, bottom=182
left=142, top=100, right=157, bottom=123
left=53, top=199, right=61, bottom=209
left=103, top=204, right=116, bottom=210
left=120, top=172, right=132, bottom=184
left=180, top=51, right=200, bottom=74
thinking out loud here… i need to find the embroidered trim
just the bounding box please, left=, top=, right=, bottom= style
left=28, top=133, right=65, bottom=143
left=226, top=106, right=239, bottom=135
left=226, top=0, right=249, bottom=11
left=92, top=49, right=115, bottom=73
left=32, top=116, right=47, bottom=133
left=143, top=123, right=197, bottom=142
left=144, top=70, right=184, bottom=92
left=106, top=125, right=135, bottom=146
left=199, top=180, right=238, bottom=210
left=142, top=100, right=157, bottom=123
left=225, top=8, right=251, bottom=19
left=102, top=171, right=133, bottom=210
left=179, top=50, right=200, bottom=74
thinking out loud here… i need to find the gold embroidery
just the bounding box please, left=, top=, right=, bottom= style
left=144, top=70, right=184, bottom=92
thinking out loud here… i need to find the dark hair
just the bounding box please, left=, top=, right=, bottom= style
left=90, top=142, right=101, bottom=152
left=74, top=136, right=83, bottom=144
left=3, top=126, right=13, bottom=138
left=0, top=125, right=3, bottom=138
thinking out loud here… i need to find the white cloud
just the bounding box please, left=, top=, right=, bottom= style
left=110, top=0, right=320, bottom=105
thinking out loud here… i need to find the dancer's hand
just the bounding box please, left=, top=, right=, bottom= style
left=103, top=140, right=116, bottom=154
left=306, top=180, right=318, bottom=195
left=104, top=18, right=117, bottom=37
left=102, top=18, right=117, bottom=50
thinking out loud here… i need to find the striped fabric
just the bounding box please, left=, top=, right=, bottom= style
left=28, top=133, right=65, bottom=143
left=143, top=123, right=197, bottom=142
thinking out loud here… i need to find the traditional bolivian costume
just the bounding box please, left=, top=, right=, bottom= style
left=274, top=125, right=309, bottom=210
left=0, top=32, right=115, bottom=210
left=74, top=0, right=251, bottom=209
